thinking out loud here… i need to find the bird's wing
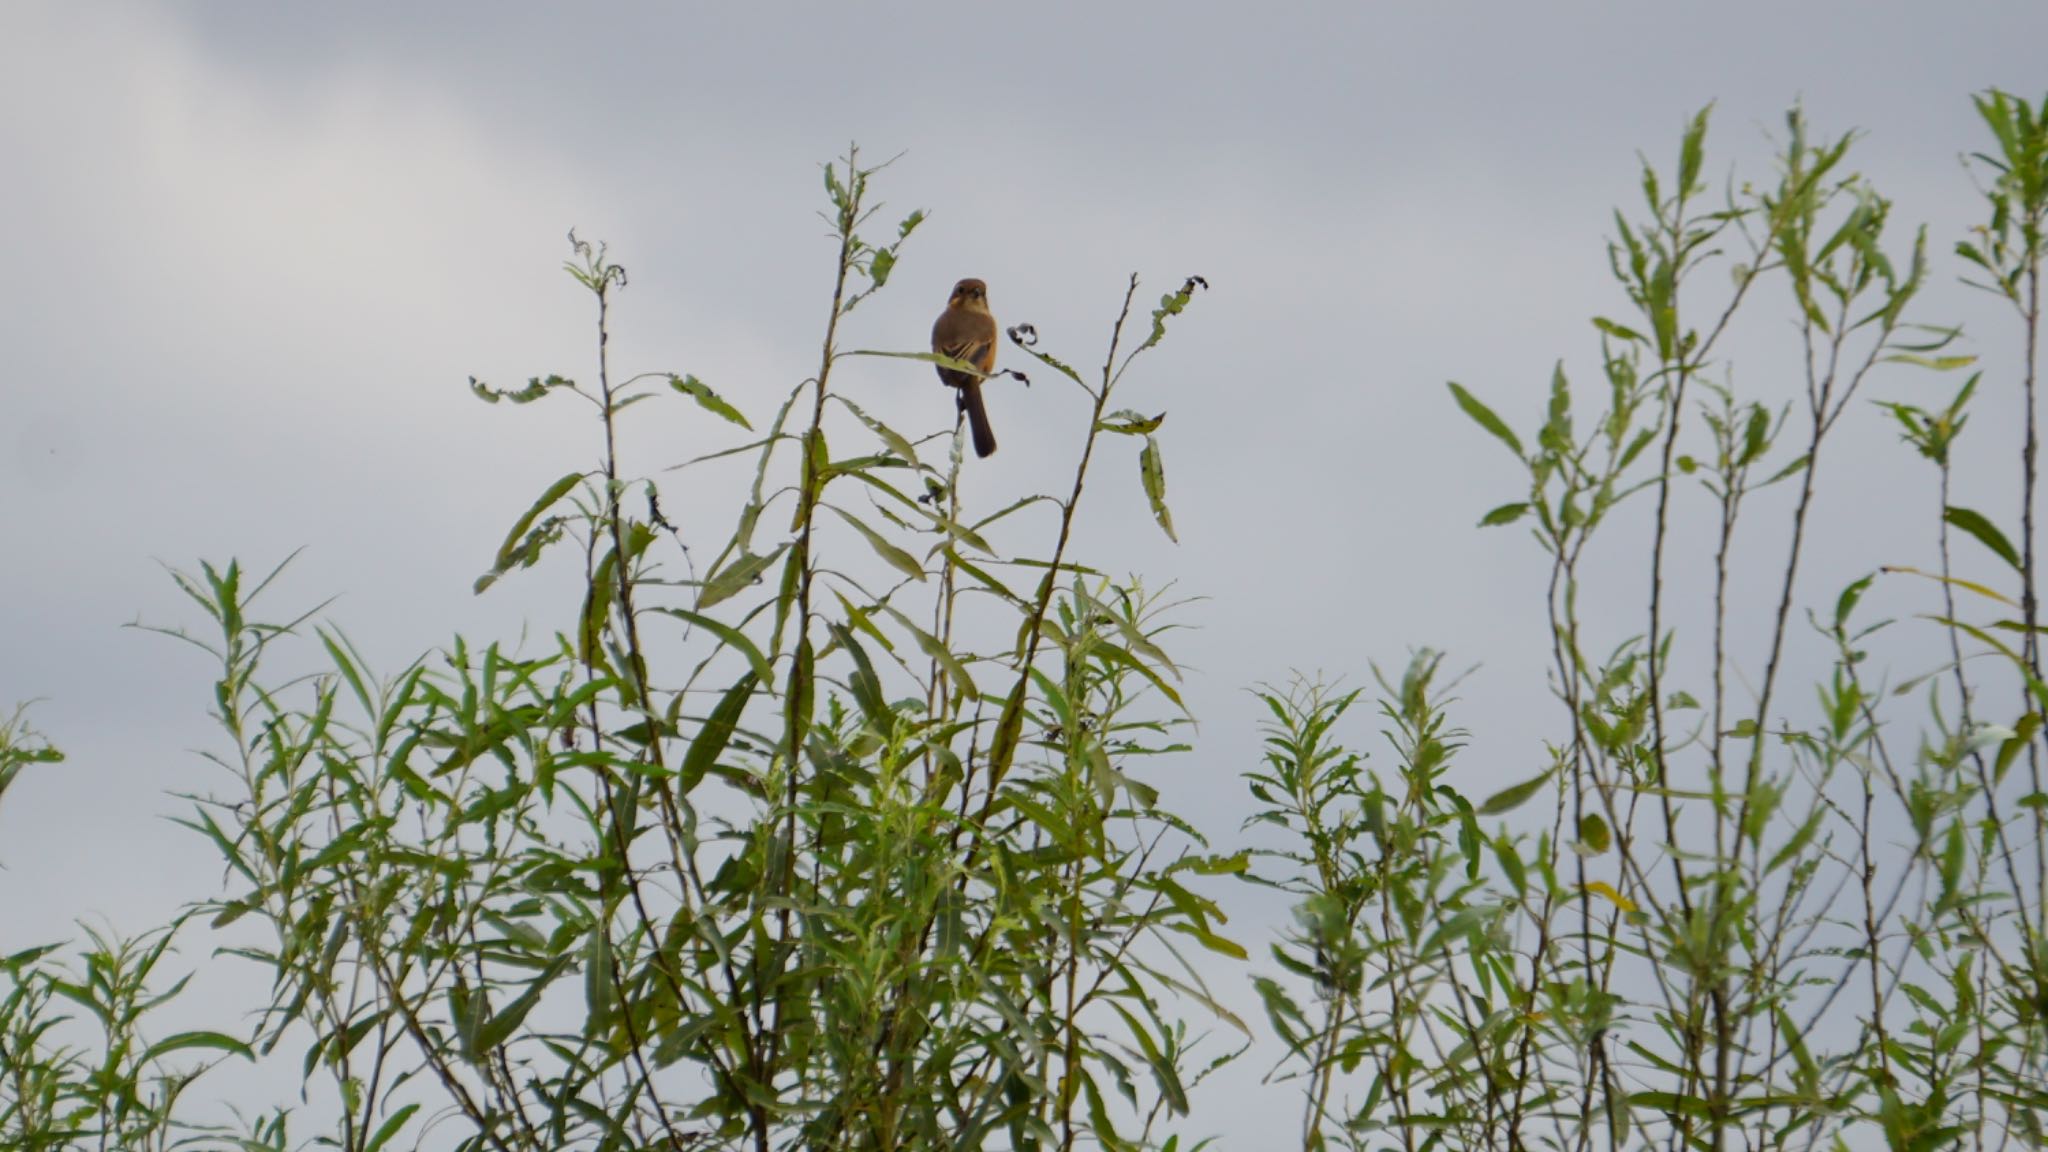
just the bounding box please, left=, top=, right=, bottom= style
left=942, top=332, right=993, bottom=368
left=932, top=311, right=997, bottom=377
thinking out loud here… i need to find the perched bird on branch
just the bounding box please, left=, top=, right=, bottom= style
left=931, top=278, right=999, bottom=457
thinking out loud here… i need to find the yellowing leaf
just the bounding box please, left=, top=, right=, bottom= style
left=1585, top=880, right=1636, bottom=913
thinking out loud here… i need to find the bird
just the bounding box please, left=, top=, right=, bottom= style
left=931, top=278, right=999, bottom=458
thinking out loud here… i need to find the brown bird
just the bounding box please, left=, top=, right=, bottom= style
left=931, top=277, right=999, bottom=457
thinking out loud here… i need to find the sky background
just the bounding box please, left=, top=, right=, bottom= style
left=6, top=1, right=2048, bottom=1145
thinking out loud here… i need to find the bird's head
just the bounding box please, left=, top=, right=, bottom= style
left=948, top=278, right=991, bottom=313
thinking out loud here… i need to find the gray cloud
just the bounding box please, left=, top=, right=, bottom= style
left=5, top=0, right=2046, bottom=1143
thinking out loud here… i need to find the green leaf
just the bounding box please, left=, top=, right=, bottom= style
left=362, top=1104, right=421, bottom=1152
left=1766, top=453, right=1811, bottom=484
left=1630, top=1090, right=1713, bottom=1119
left=1168, top=919, right=1247, bottom=960
left=1678, top=104, right=1711, bottom=192
left=141, top=1030, right=256, bottom=1063
left=578, top=547, right=617, bottom=670
left=1946, top=506, right=2022, bottom=571
left=836, top=395, right=919, bottom=464
left=829, top=506, right=926, bottom=582
left=1098, top=409, right=1165, bottom=435
left=1478, top=769, right=1552, bottom=815
left=1882, top=353, right=1978, bottom=372
left=1012, top=340, right=1087, bottom=387
left=1140, top=436, right=1177, bottom=542
left=1592, top=316, right=1647, bottom=343
left=651, top=1013, right=727, bottom=1070
left=1835, top=573, right=1876, bottom=631
left=475, top=956, right=571, bottom=1053
left=584, top=927, right=615, bottom=1039
left=1494, top=835, right=1528, bottom=896
left=829, top=621, right=894, bottom=737
left=1110, top=1003, right=1189, bottom=1116
left=2, top=943, right=63, bottom=970
left=1446, top=382, right=1525, bottom=458
left=987, top=679, right=1030, bottom=791
left=933, top=887, right=965, bottom=959
left=478, top=472, right=585, bottom=593
left=647, top=608, right=772, bottom=685
left=1577, top=812, right=1611, bottom=855
left=698, top=545, right=786, bottom=610
left=1740, top=405, right=1769, bottom=465
left=469, top=374, right=568, bottom=404
left=681, top=671, right=759, bottom=794
left=450, top=986, right=482, bottom=1061
left=880, top=605, right=978, bottom=701
left=1479, top=502, right=1530, bottom=527
left=1184, top=851, right=1250, bottom=875
left=844, top=348, right=991, bottom=379
left=1996, top=713, right=2042, bottom=785
left=1081, top=1070, right=1122, bottom=1148
left=1141, top=275, right=1207, bottom=352
left=786, top=635, right=816, bottom=762
left=669, top=375, right=753, bottom=429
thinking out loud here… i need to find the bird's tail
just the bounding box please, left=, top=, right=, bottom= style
left=958, top=381, right=997, bottom=458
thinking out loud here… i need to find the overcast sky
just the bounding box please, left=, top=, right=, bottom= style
left=6, top=2, right=2048, bottom=1145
